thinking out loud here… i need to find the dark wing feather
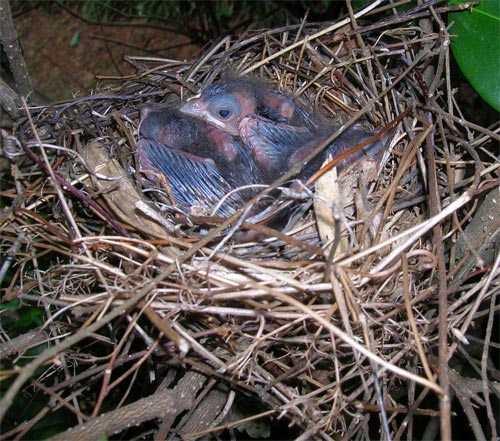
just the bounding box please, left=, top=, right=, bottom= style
left=137, top=139, right=244, bottom=217
left=322, top=127, right=386, bottom=169
left=239, top=116, right=316, bottom=180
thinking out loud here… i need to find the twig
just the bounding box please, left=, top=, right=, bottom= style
left=0, top=0, right=33, bottom=98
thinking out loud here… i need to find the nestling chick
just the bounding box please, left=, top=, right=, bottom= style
left=239, top=115, right=387, bottom=181
left=180, top=78, right=318, bottom=136
left=180, top=79, right=387, bottom=183
left=137, top=106, right=261, bottom=217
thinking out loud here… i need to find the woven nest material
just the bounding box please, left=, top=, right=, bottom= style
left=1, top=2, right=499, bottom=440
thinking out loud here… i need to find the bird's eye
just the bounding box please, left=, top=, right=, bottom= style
left=209, top=95, right=241, bottom=122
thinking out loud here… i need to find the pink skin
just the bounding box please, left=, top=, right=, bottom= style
left=239, top=116, right=273, bottom=169
left=205, top=127, right=239, bottom=162
left=180, top=91, right=256, bottom=136
left=260, top=93, right=296, bottom=120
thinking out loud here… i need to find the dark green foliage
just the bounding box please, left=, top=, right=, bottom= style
left=1, top=375, right=76, bottom=439
left=1, top=300, right=44, bottom=332
left=449, top=0, right=500, bottom=111
left=10, top=0, right=349, bottom=45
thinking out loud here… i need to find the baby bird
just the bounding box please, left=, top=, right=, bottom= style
left=180, top=78, right=387, bottom=183
left=137, top=106, right=261, bottom=217
left=180, top=78, right=318, bottom=137
left=239, top=115, right=386, bottom=181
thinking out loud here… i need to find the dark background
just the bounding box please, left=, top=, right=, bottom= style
left=7, top=0, right=351, bottom=101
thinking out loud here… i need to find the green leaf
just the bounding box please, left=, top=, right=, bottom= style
left=449, top=1, right=500, bottom=111
left=12, top=307, right=44, bottom=329
left=69, top=31, right=81, bottom=47
left=0, top=299, right=20, bottom=311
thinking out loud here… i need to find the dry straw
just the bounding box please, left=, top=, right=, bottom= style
left=1, top=1, right=498, bottom=440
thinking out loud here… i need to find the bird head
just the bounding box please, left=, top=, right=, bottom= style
left=180, top=82, right=257, bottom=136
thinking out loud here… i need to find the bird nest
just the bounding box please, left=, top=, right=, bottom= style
left=1, top=2, right=499, bottom=440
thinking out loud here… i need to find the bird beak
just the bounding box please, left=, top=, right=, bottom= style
left=180, top=99, right=206, bottom=116
left=180, top=99, right=228, bottom=131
